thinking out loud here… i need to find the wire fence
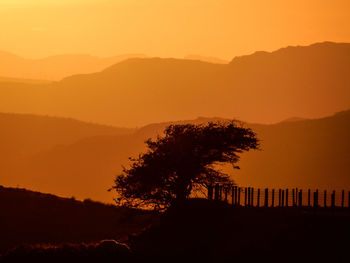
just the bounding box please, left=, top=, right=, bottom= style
left=207, top=185, right=350, bottom=208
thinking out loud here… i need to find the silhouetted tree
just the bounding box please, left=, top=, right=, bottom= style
left=111, top=121, right=259, bottom=209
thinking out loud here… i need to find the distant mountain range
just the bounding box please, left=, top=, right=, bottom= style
left=0, top=42, right=349, bottom=126
left=0, top=112, right=133, bottom=156
left=0, top=76, right=51, bottom=85
left=184, top=54, right=229, bottom=64
left=1, top=110, right=349, bottom=203
left=0, top=52, right=147, bottom=81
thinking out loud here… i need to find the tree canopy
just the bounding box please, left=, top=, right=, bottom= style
left=111, top=121, right=259, bottom=209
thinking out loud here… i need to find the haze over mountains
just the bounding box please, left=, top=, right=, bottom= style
left=0, top=113, right=133, bottom=156
left=0, top=42, right=349, bottom=127
left=0, top=76, right=51, bottom=85
left=0, top=41, right=349, bottom=202
left=0, top=51, right=146, bottom=81
left=183, top=54, right=229, bottom=64
left=1, top=110, right=349, bottom=203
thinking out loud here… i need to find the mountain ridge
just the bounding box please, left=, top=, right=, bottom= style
left=1, top=41, right=349, bottom=127
left=0, top=52, right=147, bottom=81
left=0, top=112, right=134, bottom=156
left=0, top=42, right=350, bottom=127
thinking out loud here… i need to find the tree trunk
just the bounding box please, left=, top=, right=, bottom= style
left=175, top=178, right=191, bottom=202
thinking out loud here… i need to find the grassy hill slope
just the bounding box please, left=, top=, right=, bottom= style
left=0, top=185, right=155, bottom=254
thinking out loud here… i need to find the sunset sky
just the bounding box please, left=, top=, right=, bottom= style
left=0, top=0, right=349, bottom=59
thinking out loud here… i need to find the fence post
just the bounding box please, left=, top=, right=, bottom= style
left=238, top=187, right=241, bottom=206
left=296, top=188, right=298, bottom=205
left=308, top=189, right=311, bottom=207
left=313, top=189, right=319, bottom=207
left=298, top=190, right=302, bottom=207
left=231, top=186, right=234, bottom=206
left=281, top=190, right=285, bottom=207
left=264, top=188, right=269, bottom=207
left=286, top=189, right=289, bottom=207
left=278, top=189, right=281, bottom=207
left=257, top=188, right=260, bottom=207
left=292, top=189, right=295, bottom=206
left=231, top=186, right=236, bottom=206
left=224, top=187, right=228, bottom=202
left=331, top=191, right=335, bottom=208
left=348, top=191, right=350, bottom=209
left=341, top=190, right=345, bottom=208
left=272, top=189, right=275, bottom=207
left=251, top=188, right=254, bottom=207
left=235, top=186, right=238, bottom=206
left=208, top=185, right=213, bottom=200
left=247, top=187, right=251, bottom=207
left=324, top=190, right=327, bottom=208
left=214, top=184, right=219, bottom=201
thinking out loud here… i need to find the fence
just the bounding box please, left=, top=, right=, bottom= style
left=207, top=185, right=350, bottom=208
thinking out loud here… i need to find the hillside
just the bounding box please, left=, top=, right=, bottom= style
left=133, top=110, right=350, bottom=190
left=0, top=42, right=349, bottom=127
left=2, top=196, right=349, bottom=261
left=0, top=185, right=155, bottom=254
left=0, top=112, right=134, bottom=156
left=236, top=110, right=350, bottom=189
left=0, top=76, right=51, bottom=85
left=1, top=110, right=349, bottom=203
left=183, top=54, right=229, bottom=64
left=0, top=52, right=146, bottom=81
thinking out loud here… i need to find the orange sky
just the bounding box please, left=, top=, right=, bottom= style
left=0, top=0, right=349, bottom=59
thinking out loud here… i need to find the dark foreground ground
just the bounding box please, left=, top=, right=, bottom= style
left=0, top=186, right=156, bottom=255
left=130, top=200, right=350, bottom=262
left=1, top=187, right=350, bottom=262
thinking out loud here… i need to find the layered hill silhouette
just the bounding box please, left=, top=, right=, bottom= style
left=0, top=112, right=133, bottom=156
left=0, top=42, right=349, bottom=126
left=0, top=113, right=133, bottom=196
left=0, top=76, right=51, bottom=85
left=0, top=51, right=146, bottom=81
left=183, top=54, right=229, bottom=64
left=1, top=110, right=349, bottom=203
